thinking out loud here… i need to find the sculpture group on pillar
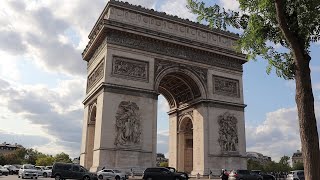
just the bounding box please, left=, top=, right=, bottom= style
left=114, top=101, right=142, bottom=146
left=218, top=112, right=239, bottom=152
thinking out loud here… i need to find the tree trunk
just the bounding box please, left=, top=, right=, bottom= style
left=274, top=1, right=320, bottom=179
left=294, top=56, right=320, bottom=180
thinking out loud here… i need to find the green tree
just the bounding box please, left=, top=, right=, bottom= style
left=0, top=154, right=7, bottom=165
left=264, top=161, right=278, bottom=173
left=36, top=155, right=55, bottom=166
left=247, top=159, right=264, bottom=171
left=187, top=0, right=320, bottom=179
left=278, top=156, right=291, bottom=172
left=54, top=152, right=72, bottom=163
left=293, top=162, right=304, bottom=170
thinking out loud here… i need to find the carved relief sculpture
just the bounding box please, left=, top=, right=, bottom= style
left=218, top=112, right=238, bottom=152
left=213, top=75, right=239, bottom=97
left=112, top=56, right=148, bottom=82
left=114, top=101, right=142, bottom=146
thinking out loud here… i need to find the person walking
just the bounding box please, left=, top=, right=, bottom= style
left=220, top=169, right=228, bottom=180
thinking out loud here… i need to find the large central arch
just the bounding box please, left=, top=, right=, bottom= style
left=80, top=0, right=247, bottom=176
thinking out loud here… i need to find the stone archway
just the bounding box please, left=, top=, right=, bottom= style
left=178, top=117, right=193, bottom=173
left=86, top=101, right=97, bottom=169
left=80, top=0, right=248, bottom=176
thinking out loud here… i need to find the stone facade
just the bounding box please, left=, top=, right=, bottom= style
left=292, top=150, right=303, bottom=166
left=80, top=0, right=247, bottom=175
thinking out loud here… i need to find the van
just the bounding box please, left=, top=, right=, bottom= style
left=51, top=163, right=97, bottom=180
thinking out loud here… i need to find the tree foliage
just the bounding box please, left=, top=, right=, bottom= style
left=247, top=156, right=292, bottom=173
left=292, top=161, right=304, bottom=170
left=54, top=152, right=72, bottom=163
left=0, top=148, right=72, bottom=165
left=187, top=0, right=320, bottom=79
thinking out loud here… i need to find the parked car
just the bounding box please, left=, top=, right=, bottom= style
left=252, top=170, right=275, bottom=180
left=45, top=166, right=53, bottom=170
left=18, top=164, right=38, bottom=179
left=97, top=169, right=128, bottom=180
left=287, top=170, right=304, bottom=180
left=142, top=167, right=188, bottom=180
left=35, top=166, right=52, bottom=178
left=51, top=162, right=97, bottom=180
left=228, top=170, right=263, bottom=180
left=4, top=165, right=19, bottom=174
left=0, top=165, right=9, bottom=176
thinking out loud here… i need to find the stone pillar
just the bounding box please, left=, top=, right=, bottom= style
left=80, top=106, right=89, bottom=168
left=87, top=90, right=158, bottom=172
left=168, top=114, right=178, bottom=168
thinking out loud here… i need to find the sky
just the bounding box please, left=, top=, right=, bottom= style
left=0, top=0, right=319, bottom=162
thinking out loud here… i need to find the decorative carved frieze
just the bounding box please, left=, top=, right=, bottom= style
left=213, top=75, right=239, bottom=98
left=106, top=31, right=243, bottom=72
left=112, top=56, right=149, bottom=82
left=218, top=112, right=239, bottom=152
left=87, top=61, right=104, bottom=92
left=108, top=4, right=237, bottom=50
left=114, top=101, right=142, bottom=146
left=155, top=59, right=207, bottom=84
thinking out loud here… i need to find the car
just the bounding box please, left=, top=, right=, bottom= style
left=228, top=170, right=263, bottom=180
left=51, top=162, right=97, bottom=180
left=97, top=169, right=128, bottom=180
left=35, top=166, right=52, bottom=178
left=0, top=165, right=9, bottom=176
left=4, top=165, right=19, bottom=175
left=18, top=164, right=38, bottom=179
left=252, top=170, right=275, bottom=180
left=286, top=170, right=304, bottom=180
left=142, top=167, right=188, bottom=180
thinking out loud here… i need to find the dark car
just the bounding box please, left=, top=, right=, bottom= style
left=142, top=167, right=188, bottom=180
left=51, top=163, right=97, bottom=180
left=251, top=170, right=275, bottom=180
left=228, top=170, right=263, bottom=180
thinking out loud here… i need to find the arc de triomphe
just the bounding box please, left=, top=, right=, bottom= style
left=80, top=0, right=247, bottom=175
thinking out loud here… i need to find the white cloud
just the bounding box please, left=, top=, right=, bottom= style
left=0, top=77, right=85, bottom=157
left=219, top=0, right=240, bottom=11
left=246, top=102, right=320, bottom=161
left=158, top=0, right=197, bottom=20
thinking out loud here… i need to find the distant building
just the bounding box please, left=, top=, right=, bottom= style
left=0, top=142, right=23, bottom=155
left=246, top=152, right=272, bottom=165
left=156, top=153, right=168, bottom=167
left=292, top=150, right=303, bottom=165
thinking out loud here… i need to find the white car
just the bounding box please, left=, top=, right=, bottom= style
left=287, top=170, right=304, bottom=180
left=18, top=164, right=38, bottom=179
left=97, top=169, right=128, bottom=180
left=35, top=166, right=51, bottom=177
left=0, top=165, right=9, bottom=176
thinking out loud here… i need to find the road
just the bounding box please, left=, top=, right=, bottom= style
left=0, top=174, right=225, bottom=180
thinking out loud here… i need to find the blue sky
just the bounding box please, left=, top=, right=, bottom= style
left=0, top=0, right=319, bottom=161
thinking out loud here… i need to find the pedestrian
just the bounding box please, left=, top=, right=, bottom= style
left=220, top=169, right=228, bottom=180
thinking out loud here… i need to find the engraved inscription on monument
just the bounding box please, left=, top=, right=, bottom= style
left=114, top=101, right=142, bottom=146
left=87, top=61, right=104, bottom=92
left=218, top=112, right=239, bottom=152
left=213, top=75, right=239, bottom=97
left=112, top=56, right=148, bottom=82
